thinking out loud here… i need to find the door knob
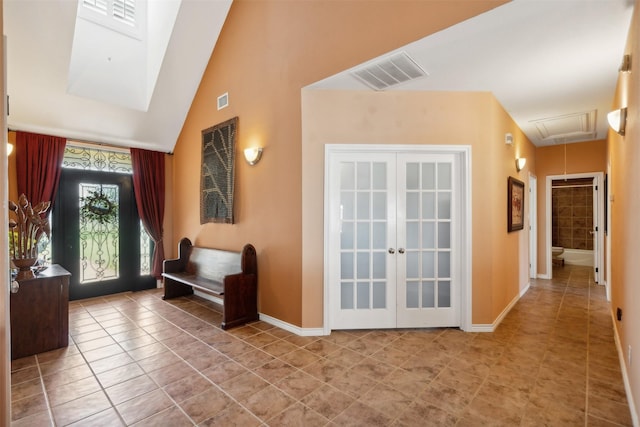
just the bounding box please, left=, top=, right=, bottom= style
left=398, top=248, right=405, bottom=254
left=10, top=280, right=19, bottom=294
left=388, top=248, right=395, bottom=254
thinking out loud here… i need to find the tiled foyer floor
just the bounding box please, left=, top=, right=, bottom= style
left=10, top=265, right=633, bottom=426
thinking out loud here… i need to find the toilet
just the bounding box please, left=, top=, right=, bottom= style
left=552, top=246, right=564, bottom=266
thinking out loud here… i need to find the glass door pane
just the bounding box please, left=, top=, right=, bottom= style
left=397, top=153, right=458, bottom=327
left=330, top=153, right=396, bottom=329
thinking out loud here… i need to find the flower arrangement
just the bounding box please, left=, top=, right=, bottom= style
left=8, top=194, right=51, bottom=260
left=80, top=190, right=117, bottom=225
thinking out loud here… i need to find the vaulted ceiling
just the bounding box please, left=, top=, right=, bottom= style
left=4, top=0, right=231, bottom=153
left=3, top=0, right=634, bottom=153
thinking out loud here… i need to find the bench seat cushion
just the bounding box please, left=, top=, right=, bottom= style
left=162, top=272, right=224, bottom=296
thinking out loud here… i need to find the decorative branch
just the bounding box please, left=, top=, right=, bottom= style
left=8, top=194, right=51, bottom=259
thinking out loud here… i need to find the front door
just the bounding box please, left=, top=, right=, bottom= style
left=53, top=169, right=155, bottom=300
left=328, top=148, right=462, bottom=330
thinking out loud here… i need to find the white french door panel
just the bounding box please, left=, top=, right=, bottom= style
left=328, top=153, right=397, bottom=329
left=396, top=153, right=459, bottom=328
left=327, top=147, right=465, bottom=330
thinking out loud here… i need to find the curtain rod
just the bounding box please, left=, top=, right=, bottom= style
left=8, top=128, right=130, bottom=153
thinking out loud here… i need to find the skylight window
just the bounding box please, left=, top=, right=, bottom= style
left=82, top=0, right=107, bottom=14
left=113, top=0, right=136, bottom=27
left=78, top=0, right=142, bottom=39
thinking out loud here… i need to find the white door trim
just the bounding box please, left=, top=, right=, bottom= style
left=323, top=144, right=472, bottom=334
left=529, top=174, right=537, bottom=280
left=545, top=172, right=604, bottom=281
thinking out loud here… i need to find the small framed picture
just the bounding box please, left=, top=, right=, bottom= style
left=508, top=176, right=525, bottom=232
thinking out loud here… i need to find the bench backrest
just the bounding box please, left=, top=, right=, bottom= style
left=186, top=247, right=242, bottom=283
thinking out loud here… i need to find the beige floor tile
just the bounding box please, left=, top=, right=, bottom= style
left=266, top=402, right=329, bottom=426
left=51, top=390, right=112, bottom=426
left=219, top=371, right=269, bottom=401
left=243, top=385, right=296, bottom=422
left=301, top=384, right=355, bottom=420
left=9, top=409, right=53, bottom=427
left=331, top=400, right=392, bottom=426
left=275, top=369, right=324, bottom=400
left=329, top=367, right=379, bottom=399
left=588, top=394, right=633, bottom=426
left=201, top=358, right=248, bottom=384
left=161, top=373, right=212, bottom=403
left=96, top=362, right=145, bottom=388
left=253, top=359, right=297, bottom=383
left=10, top=265, right=631, bottom=426
left=11, top=393, right=48, bottom=422
left=66, top=407, right=125, bottom=426
left=199, top=402, right=261, bottom=427
left=10, top=377, right=43, bottom=402
left=178, top=387, right=233, bottom=424
left=116, top=389, right=174, bottom=425
left=394, top=400, right=458, bottom=426
left=130, top=405, right=192, bottom=427
left=48, top=376, right=102, bottom=407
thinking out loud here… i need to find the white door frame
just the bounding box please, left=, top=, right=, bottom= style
left=529, top=174, right=537, bottom=279
left=323, top=144, right=472, bottom=334
left=605, top=166, right=611, bottom=300
left=545, top=172, right=604, bottom=281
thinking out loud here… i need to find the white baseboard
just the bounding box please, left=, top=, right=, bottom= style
left=612, top=316, right=639, bottom=427
left=259, top=313, right=327, bottom=337
left=194, top=290, right=327, bottom=336
left=469, top=285, right=524, bottom=333
left=537, top=273, right=551, bottom=279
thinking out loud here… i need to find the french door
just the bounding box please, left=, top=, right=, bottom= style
left=327, top=147, right=463, bottom=330
left=52, top=169, right=155, bottom=300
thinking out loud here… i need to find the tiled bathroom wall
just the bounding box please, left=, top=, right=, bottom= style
left=551, top=178, right=593, bottom=250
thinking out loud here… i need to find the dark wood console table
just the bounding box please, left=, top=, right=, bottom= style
left=10, top=264, right=71, bottom=360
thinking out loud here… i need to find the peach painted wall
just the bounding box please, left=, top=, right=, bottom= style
left=534, top=140, right=607, bottom=277
left=609, top=0, right=640, bottom=419
left=302, top=90, right=536, bottom=326
left=172, top=0, right=508, bottom=327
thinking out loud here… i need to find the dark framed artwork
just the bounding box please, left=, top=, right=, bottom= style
left=508, top=176, right=525, bottom=232
left=200, top=117, right=237, bottom=224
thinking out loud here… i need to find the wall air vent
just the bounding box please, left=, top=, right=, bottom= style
left=531, top=110, right=598, bottom=144
left=351, top=52, right=428, bottom=91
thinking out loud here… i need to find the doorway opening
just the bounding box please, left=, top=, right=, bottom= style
left=51, top=143, right=155, bottom=300
left=545, top=172, right=604, bottom=283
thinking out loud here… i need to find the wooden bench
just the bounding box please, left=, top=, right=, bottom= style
left=162, top=238, right=258, bottom=330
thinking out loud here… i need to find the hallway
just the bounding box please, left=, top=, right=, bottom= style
left=10, top=266, right=632, bottom=426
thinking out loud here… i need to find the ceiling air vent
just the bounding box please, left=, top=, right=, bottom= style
left=531, top=110, right=598, bottom=144
left=351, top=52, right=428, bottom=91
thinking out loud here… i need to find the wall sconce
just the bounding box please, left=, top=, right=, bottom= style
left=6, top=143, right=13, bottom=156
left=243, top=147, right=263, bottom=165
left=516, top=157, right=527, bottom=172
left=607, top=108, right=627, bottom=136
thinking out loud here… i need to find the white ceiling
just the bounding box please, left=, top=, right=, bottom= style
left=311, top=0, right=635, bottom=147
left=3, top=0, right=635, bottom=153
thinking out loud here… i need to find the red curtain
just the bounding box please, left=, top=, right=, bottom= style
left=130, top=148, right=165, bottom=279
left=15, top=131, right=67, bottom=209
